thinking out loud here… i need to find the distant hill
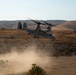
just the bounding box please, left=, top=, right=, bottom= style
left=0, top=20, right=76, bottom=30
left=59, top=21, right=76, bottom=30
left=0, top=21, right=17, bottom=29
left=46, top=20, right=67, bottom=25
left=0, top=20, right=67, bottom=29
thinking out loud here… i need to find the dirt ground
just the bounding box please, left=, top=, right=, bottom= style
left=0, top=29, right=76, bottom=75
left=0, top=56, right=76, bottom=75
left=48, top=56, right=76, bottom=75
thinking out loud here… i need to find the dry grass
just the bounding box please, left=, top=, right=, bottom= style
left=0, top=29, right=76, bottom=75
left=0, top=29, right=76, bottom=55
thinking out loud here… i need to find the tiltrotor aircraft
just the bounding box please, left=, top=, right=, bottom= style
left=24, top=18, right=55, bottom=41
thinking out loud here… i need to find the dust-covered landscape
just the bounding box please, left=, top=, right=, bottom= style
left=0, top=0, right=76, bottom=75
left=0, top=20, right=76, bottom=75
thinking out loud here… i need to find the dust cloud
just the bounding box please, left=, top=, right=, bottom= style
left=0, top=45, right=55, bottom=75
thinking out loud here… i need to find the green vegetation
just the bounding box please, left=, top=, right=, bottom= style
left=26, top=64, right=46, bottom=75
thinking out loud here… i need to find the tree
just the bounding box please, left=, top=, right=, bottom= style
left=26, top=64, right=46, bottom=75
left=18, top=22, right=22, bottom=29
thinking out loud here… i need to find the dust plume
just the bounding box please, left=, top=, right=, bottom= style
left=0, top=45, right=55, bottom=75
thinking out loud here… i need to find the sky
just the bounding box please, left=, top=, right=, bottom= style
left=0, top=0, right=76, bottom=20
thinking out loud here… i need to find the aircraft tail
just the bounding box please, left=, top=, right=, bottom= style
left=23, top=23, right=27, bottom=29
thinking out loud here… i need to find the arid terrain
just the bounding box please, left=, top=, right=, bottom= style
left=0, top=20, right=76, bottom=75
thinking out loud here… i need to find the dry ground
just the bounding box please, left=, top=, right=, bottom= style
left=0, top=56, right=76, bottom=75
left=0, top=29, right=76, bottom=55
left=0, top=29, right=76, bottom=75
left=47, top=56, right=76, bottom=75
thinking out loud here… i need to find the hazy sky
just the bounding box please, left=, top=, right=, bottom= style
left=0, top=0, right=76, bottom=20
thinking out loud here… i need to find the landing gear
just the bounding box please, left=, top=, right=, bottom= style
left=34, top=36, right=36, bottom=38
left=28, top=33, right=31, bottom=35
left=34, top=36, right=39, bottom=38
left=52, top=37, right=55, bottom=41
left=52, top=39, right=54, bottom=41
left=37, top=36, right=39, bottom=38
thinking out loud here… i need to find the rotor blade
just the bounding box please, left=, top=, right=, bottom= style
left=27, top=17, right=39, bottom=24
left=42, top=20, right=53, bottom=26
left=40, top=22, right=46, bottom=25
left=27, top=17, right=46, bottom=25
left=42, top=20, right=49, bottom=25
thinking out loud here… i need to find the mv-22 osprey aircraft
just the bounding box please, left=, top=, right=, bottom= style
left=24, top=18, right=55, bottom=41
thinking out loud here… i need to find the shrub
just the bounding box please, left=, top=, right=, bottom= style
left=26, top=64, right=46, bottom=75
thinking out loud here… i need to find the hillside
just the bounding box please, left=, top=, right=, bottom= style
left=0, top=20, right=76, bottom=32
left=59, top=21, right=76, bottom=30
left=46, top=20, right=67, bottom=25
left=0, top=29, right=76, bottom=56
left=0, top=21, right=18, bottom=29
left=0, top=29, right=76, bottom=75
left=0, top=20, right=67, bottom=29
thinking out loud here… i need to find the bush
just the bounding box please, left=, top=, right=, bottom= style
left=26, top=64, right=46, bottom=75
